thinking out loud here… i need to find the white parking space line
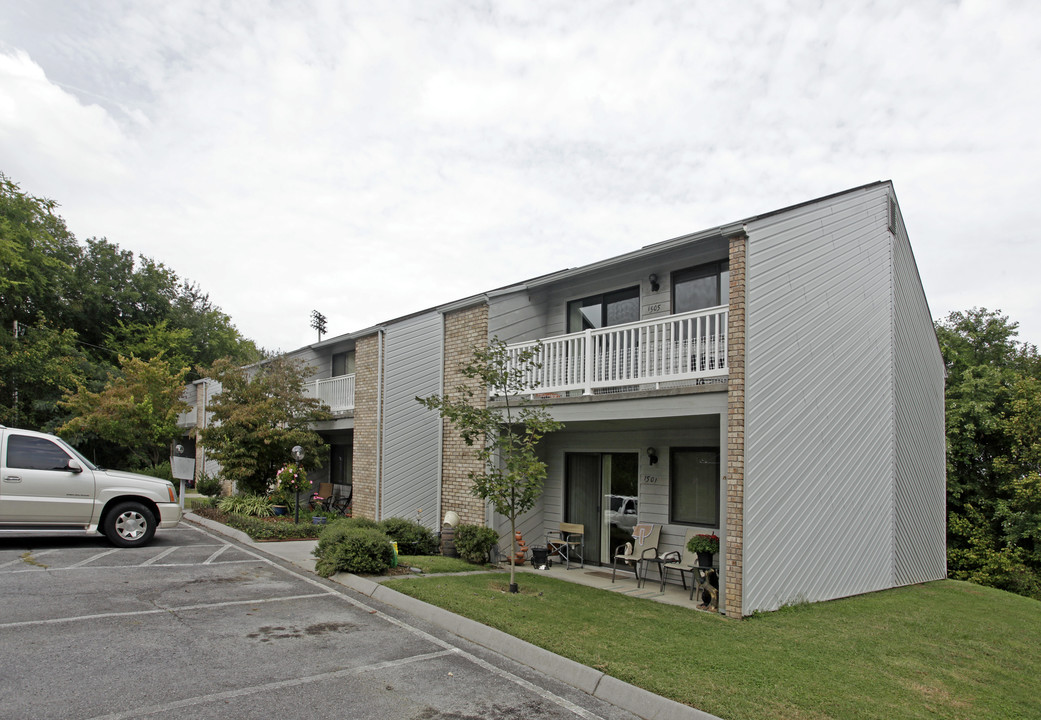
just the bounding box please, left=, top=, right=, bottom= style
left=0, top=559, right=260, bottom=575
left=184, top=523, right=604, bottom=720
left=66, top=548, right=120, bottom=568
left=202, top=544, right=231, bottom=564
left=0, top=549, right=57, bottom=568
left=0, top=592, right=333, bottom=630
left=139, top=546, right=179, bottom=566
left=84, top=648, right=462, bottom=720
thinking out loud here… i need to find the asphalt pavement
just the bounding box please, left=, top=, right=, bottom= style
left=184, top=512, right=719, bottom=720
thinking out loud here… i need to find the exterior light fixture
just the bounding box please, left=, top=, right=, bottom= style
left=647, top=447, right=658, bottom=465
left=648, top=273, right=660, bottom=292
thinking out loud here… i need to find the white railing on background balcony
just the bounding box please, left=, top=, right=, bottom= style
left=304, top=373, right=356, bottom=413
left=503, top=307, right=728, bottom=397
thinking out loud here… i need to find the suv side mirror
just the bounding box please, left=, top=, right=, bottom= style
left=66, top=459, right=84, bottom=474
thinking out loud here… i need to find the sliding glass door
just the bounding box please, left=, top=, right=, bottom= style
left=565, top=452, right=639, bottom=564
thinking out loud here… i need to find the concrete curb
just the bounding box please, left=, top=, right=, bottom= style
left=181, top=514, right=719, bottom=720
left=184, top=511, right=254, bottom=546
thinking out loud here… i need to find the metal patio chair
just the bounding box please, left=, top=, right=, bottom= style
left=611, top=523, right=661, bottom=584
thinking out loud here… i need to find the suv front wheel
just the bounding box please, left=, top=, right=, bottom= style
left=103, top=501, right=157, bottom=548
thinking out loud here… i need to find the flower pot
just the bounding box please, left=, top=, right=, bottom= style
left=696, top=551, right=714, bottom=568
left=272, top=505, right=288, bottom=516
left=311, top=516, right=327, bottom=525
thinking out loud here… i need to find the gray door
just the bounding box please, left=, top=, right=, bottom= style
left=565, top=454, right=601, bottom=564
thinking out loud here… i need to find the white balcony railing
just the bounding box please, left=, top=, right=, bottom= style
left=503, top=307, right=728, bottom=397
left=304, top=373, right=356, bottom=413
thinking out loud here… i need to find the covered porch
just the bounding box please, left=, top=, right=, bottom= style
left=512, top=557, right=720, bottom=612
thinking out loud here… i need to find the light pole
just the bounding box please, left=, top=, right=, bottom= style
left=291, top=445, right=304, bottom=523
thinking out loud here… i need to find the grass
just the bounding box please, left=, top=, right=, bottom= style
left=396, top=554, right=497, bottom=575
left=382, top=574, right=1041, bottom=720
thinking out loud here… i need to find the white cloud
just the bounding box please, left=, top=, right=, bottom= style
left=1, top=0, right=1040, bottom=349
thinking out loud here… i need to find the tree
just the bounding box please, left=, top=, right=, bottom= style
left=198, top=356, right=331, bottom=496
left=937, top=308, right=1041, bottom=598
left=1, top=172, right=257, bottom=442
left=418, top=338, right=563, bottom=592
left=0, top=321, right=90, bottom=430
left=59, top=354, right=190, bottom=469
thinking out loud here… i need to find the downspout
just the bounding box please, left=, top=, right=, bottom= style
left=435, top=315, right=445, bottom=529
left=375, top=328, right=385, bottom=521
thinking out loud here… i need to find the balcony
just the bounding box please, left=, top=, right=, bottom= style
left=502, top=307, right=728, bottom=397
left=304, top=373, right=356, bottom=414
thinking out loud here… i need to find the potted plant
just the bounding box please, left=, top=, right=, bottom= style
left=274, top=463, right=308, bottom=519
left=686, top=533, right=720, bottom=568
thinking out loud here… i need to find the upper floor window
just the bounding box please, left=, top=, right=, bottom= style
left=567, top=286, right=640, bottom=333
left=673, top=261, right=729, bottom=314
left=332, top=350, right=355, bottom=377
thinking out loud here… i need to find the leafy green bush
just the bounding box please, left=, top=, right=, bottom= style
left=313, top=525, right=394, bottom=577
left=454, top=524, right=500, bottom=564
left=200, top=510, right=325, bottom=540
left=132, top=462, right=174, bottom=481
left=217, top=494, right=273, bottom=517
left=196, top=473, right=223, bottom=498
left=379, top=517, right=439, bottom=555
left=335, top=516, right=381, bottom=531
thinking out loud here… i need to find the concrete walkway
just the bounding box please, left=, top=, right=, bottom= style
left=184, top=512, right=721, bottom=720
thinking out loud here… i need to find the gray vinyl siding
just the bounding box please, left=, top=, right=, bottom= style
left=744, top=185, right=897, bottom=613
left=891, top=199, right=947, bottom=586
left=380, top=312, right=443, bottom=528
left=487, top=239, right=728, bottom=344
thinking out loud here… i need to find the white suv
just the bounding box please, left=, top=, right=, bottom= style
left=0, top=425, right=182, bottom=547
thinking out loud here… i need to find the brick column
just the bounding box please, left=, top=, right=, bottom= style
left=725, top=232, right=747, bottom=617
left=351, top=333, right=381, bottom=521
left=440, top=303, right=489, bottom=526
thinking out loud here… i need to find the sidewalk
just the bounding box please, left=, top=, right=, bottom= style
left=184, top=512, right=720, bottom=720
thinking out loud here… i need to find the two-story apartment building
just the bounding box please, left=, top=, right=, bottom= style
left=184, top=180, right=947, bottom=616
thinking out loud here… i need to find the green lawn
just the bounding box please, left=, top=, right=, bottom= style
left=382, top=574, right=1041, bottom=720
left=395, top=554, right=496, bottom=574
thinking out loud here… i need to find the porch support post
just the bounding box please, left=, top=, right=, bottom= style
left=724, top=225, right=748, bottom=618
left=582, top=328, right=595, bottom=396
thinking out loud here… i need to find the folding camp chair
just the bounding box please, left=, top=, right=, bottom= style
left=611, top=523, right=661, bottom=583
left=545, top=522, right=585, bottom=570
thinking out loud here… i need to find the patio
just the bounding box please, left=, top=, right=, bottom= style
left=510, top=558, right=719, bottom=612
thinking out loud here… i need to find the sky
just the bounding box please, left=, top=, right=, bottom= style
left=2, top=1, right=1040, bottom=351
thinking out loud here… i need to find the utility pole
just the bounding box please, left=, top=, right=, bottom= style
left=310, top=310, right=327, bottom=342
left=11, top=320, right=18, bottom=426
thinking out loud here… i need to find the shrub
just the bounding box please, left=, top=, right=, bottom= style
left=313, top=525, right=394, bottom=577
left=197, top=509, right=325, bottom=540
left=132, top=462, right=174, bottom=481
left=217, top=494, right=273, bottom=517
left=335, top=516, right=381, bottom=531
left=454, top=524, right=500, bottom=564
left=196, top=473, right=223, bottom=498
left=379, top=517, right=439, bottom=555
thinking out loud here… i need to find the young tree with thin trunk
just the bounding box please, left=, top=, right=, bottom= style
left=418, top=338, right=563, bottom=592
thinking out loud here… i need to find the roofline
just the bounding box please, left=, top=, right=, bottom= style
left=289, top=180, right=894, bottom=344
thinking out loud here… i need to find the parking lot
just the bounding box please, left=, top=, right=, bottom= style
left=0, top=522, right=639, bottom=720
